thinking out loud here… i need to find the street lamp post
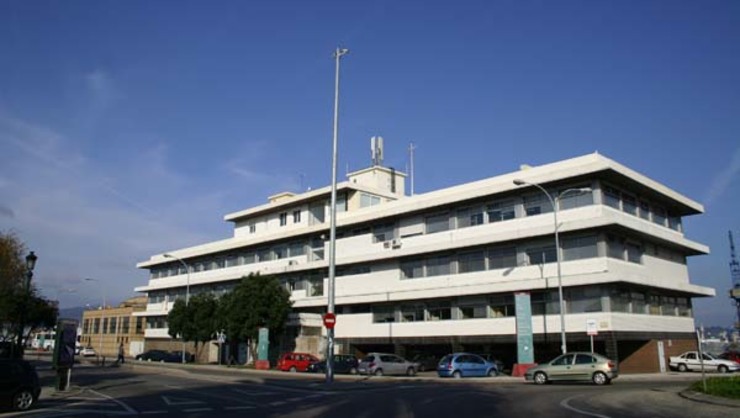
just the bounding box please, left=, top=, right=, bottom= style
left=84, top=278, right=106, bottom=363
left=327, top=46, right=349, bottom=384
left=17, top=251, right=37, bottom=357
left=513, top=179, right=592, bottom=354
left=164, top=253, right=191, bottom=364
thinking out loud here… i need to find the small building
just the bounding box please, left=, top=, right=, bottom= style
left=80, top=296, right=146, bottom=358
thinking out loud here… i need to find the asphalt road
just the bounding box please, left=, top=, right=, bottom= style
left=6, top=360, right=738, bottom=418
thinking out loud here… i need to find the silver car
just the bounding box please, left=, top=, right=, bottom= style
left=524, top=352, right=618, bottom=385
left=357, top=352, right=419, bottom=376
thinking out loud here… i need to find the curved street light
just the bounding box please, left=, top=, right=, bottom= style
left=513, top=179, right=592, bottom=354
left=164, top=253, right=191, bottom=364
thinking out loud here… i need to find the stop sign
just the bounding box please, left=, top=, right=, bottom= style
left=323, top=313, right=336, bottom=329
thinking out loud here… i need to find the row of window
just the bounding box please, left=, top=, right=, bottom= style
left=602, top=184, right=682, bottom=231
left=82, top=317, right=144, bottom=335
left=369, top=287, right=692, bottom=323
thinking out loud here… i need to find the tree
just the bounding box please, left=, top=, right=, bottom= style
left=0, top=231, right=58, bottom=356
left=167, top=293, right=219, bottom=361
left=218, top=273, right=292, bottom=356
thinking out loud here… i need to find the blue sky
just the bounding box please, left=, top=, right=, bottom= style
left=1, top=0, right=738, bottom=327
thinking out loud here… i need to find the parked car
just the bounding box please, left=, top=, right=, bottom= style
left=307, top=354, right=359, bottom=374
left=437, top=353, right=498, bottom=378
left=80, top=347, right=96, bottom=357
left=476, top=354, right=509, bottom=375
left=135, top=350, right=180, bottom=363
left=357, top=353, right=419, bottom=376
left=171, top=351, right=195, bottom=363
left=669, top=351, right=740, bottom=373
left=525, top=352, right=618, bottom=385
left=276, top=352, right=319, bottom=372
left=717, top=351, right=740, bottom=365
left=410, top=353, right=440, bottom=372
left=0, top=359, right=41, bottom=411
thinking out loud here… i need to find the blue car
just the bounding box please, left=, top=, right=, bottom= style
left=437, top=353, right=498, bottom=378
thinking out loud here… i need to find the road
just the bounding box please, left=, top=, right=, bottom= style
left=6, top=360, right=738, bottom=418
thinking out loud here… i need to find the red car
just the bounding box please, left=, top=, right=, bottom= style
left=276, top=352, right=319, bottom=372
left=718, top=351, right=740, bottom=364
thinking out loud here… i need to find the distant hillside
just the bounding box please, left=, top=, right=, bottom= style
left=58, top=306, right=85, bottom=323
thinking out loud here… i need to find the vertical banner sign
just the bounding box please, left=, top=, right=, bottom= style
left=515, top=292, right=534, bottom=364
left=257, top=327, right=269, bottom=361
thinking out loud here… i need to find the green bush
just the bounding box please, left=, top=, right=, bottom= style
left=690, top=376, right=740, bottom=400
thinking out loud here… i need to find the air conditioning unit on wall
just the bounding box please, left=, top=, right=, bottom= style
left=391, top=239, right=402, bottom=249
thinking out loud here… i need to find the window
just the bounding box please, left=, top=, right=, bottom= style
left=575, top=354, right=596, bottom=365
left=335, top=193, right=348, bottom=213
left=427, top=302, right=452, bottom=321
left=603, top=186, right=621, bottom=209
left=668, top=216, right=681, bottom=232
left=559, top=186, right=593, bottom=210
left=425, top=213, right=450, bottom=234
left=279, top=212, right=288, bottom=226
left=610, top=288, right=631, bottom=313
left=607, top=235, right=625, bottom=260
left=460, top=304, right=488, bottom=319
left=225, top=254, right=239, bottom=267
left=307, top=277, right=324, bottom=296
left=568, top=288, right=602, bottom=313
left=257, top=248, right=273, bottom=262
left=562, top=235, right=598, bottom=261
left=426, top=255, right=451, bottom=277
left=400, top=305, right=425, bottom=322
left=372, top=305, right=395, bottom=323
left=293, top=210, right=301, bottom=223
left=626, top=242, right=642, bottom=264
left=652, top=207, right=667, bottom=227
left=648, top=295, right=661, bottom=315
left=249, top=223, right=256, bottom=233
left=631, top=292, right=646, bottom=314
left=526, top=245, right=556, bottom=265
left=400, top=260, right=424, bottom=279
left=638, top=201, right=650, bottom=220
left=490, top=295, right=515, bottom=317
left=274, top=245, right=288, bottom=259
left=488, top=246, right=517, bottom=269
left=288, top=242, right=305, bottom=257
left=109, top=317, right=117, bottom=333
left=373, top=223, right=394, bottom=243
left=551, top=354, right=574, bottom=366
left=457, top=207, right=485, bottom=228
left=661, top=296, right=677, bottom=316
left=240, top=252, right=256, bottom=265
left=487, top=201, right=515, bottom=223
left=458, top=251, right=486, bottom=273
left=360, top=193, right=381, bottom=208
left=102, top=318, right=109, bottom=334
left=524, top=194, right=551, bottom=216
left=677, top=298, right=691, bottom=317
left=622, top=194, right=637, bottom=215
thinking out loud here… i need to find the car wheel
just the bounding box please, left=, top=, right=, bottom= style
left=289, top=366, right=297, bottom=372
left=678, top=363, right=688, bottom=372
left=487, top=368, right=497, bottom=377
left=374, top=368, right=384, bottom=377
left=406, top=367, right=416, bottom=376
left=718, top=365, right=729, bottom=374
left=160, top=359, right=165, bottom=363
left=147, top=358, right=152, bottom=362
left=349, top=367, right=358, bottom=375
left=533, top=371, right=547, bottom=385
left=592, top=372, right=608, bottom=386
left=418, top=365, right=426, bottom=372
left=452, top=370, right=462, bottom=379
left=13, top=389, right=35, bottom=411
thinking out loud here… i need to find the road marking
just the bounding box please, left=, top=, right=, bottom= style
left=87, top=389, right=137, bottom=414
left=183, top=408, right=214, bottom=412
left=270, top=401, right=287, bottom=406
left=225, top=406, right=257, bottom=410
left=232, top=388, right=278, bottom=396
left=141, top=411, right=168, bottom=415
left=560, top=395, right=612, bottom=418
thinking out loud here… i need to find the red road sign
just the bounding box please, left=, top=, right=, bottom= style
left=323, top=313, right=336, bottom=329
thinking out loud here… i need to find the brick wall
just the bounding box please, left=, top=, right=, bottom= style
left=619, top=338, right=696, bottom=373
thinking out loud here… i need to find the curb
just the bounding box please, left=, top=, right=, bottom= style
left=678, top=389, right=740, bottom=408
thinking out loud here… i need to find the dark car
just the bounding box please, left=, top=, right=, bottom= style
left=135, top=350, right=180, bottom=363
left=171, top=351, right=195, bottom=363
left=0, top=359, right=41, bottom=411
left=307, top=354, right=359, bottom=374
left=410, top=353, right=440, bottom=372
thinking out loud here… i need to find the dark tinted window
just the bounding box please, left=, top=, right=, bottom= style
left=551, top=354, right=574, bottom=366
left=575, top=354, right=595, bottom=365
left=362, top=355, right=375, bottom=362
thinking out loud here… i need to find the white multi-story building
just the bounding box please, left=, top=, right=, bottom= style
left=135, top=152, right=714, bottom=372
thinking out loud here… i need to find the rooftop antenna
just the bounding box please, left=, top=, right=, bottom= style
left=408, top=142, right=416, bottom=195
left=371, top=136, right=384, bottom=166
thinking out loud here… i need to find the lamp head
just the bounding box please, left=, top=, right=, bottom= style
left=26, top=251, right=37, bottom=271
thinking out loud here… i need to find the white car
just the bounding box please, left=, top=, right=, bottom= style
left=80, top=347, right=96, bottom=357
left=669, top=351, right=740, bottom=373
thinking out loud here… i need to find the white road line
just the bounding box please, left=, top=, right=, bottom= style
left=87, top=389, right=137, bottom=415
left=182, top=408, right=214, bottom=412
left=141, top=411, right=168, bottom=415
left=231, top=388, right=278, bottom=396
left=560, top=395, right=612, bottom=418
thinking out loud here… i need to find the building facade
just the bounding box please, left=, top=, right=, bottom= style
left=135, top=153, right=714, bottom=372
left=81, top=296, right=146, bottom=359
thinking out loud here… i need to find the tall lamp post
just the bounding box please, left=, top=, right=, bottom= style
left=513, top=179, right=592, bottom=354
left=326, top=46, right=349, bottom=384
left=84, top=278, right=106, bottom=362
left=17, top=251, right=37, bottom=357
left=164, top=253, right=191, bottom=364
